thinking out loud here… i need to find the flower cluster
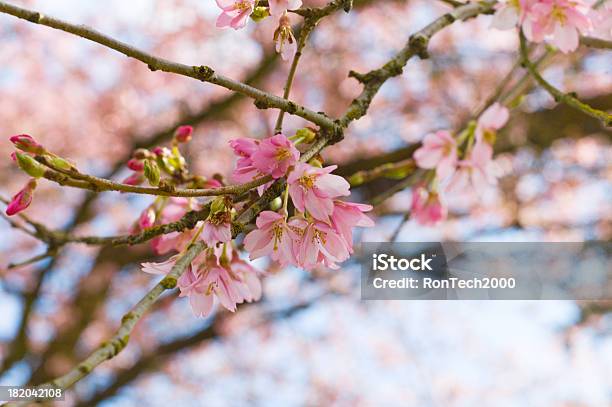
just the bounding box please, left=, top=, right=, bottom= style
left=143, top=245, right=262, bottom=317
left=236, top=133, right=374, bottom=270
left=491, top=0, right=602, bottom=53
left=411, top=103, right=510, bottom=226
left=215, top=0, right=302, bottom=60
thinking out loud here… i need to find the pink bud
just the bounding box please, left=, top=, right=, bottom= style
left=204, top=178, right=223, bottom=189
left=174, top=125, right=194, bottom=143
left=122, top=172, right=144, bottom=186
left=138, top=208, right=156, bottom=229
left=10, top=134, right=45, bottom=155
left=10, top=152, right=17, bottom=162
left=6, top=178, right=37, bottom=216
left=152, top=147, right=165, bottom=156
left=127, top=158, right=145, bottom=172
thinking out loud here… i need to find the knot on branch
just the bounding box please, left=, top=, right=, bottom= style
left=327, top=123, right=345, bottom=145
left=254, top=98, right=271, bottom=109
left=160, top=276, right=177, bottom=289
left=342, top=0, right=353, bottom=12
left=193, top=65, right=215, bottom=81
left=26, top=11, right=43, bottom=23
left=409, top=33, right=430, bottom=59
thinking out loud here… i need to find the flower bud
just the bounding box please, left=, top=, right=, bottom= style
left=250, top=6, right=270, bottom=22
left=122, top=172, right=144, bottom=186
left=295, top=128, right=316, bottom=143
left=138, top=207, right=156, bottom=229
left=48, top=156, right=76, bottom=171
left=9, top=134, right=45, bottom=155
left=132, top=148, right=151, bottom=160
left=6, top=178, right=37, bottom=216
left=174, top=125, right=194, bottom=143
left=14, top=152, right=45, bottom=178
left=127, top=158, right=145, bottom=172
left=143, top=159, right=161, bottom=186
left=210, top=197, right=227, bottom=215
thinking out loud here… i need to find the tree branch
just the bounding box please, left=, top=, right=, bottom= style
left=519, top=31, right=612, bottom=127
left=3, top=241, right=206, bottom=406
left=0, top=1, right=335, bottom=129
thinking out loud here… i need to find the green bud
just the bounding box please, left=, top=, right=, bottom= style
left=295, top=128, right=316, bottom=144
left=15, top=152, right=45, bottom=178
left=210, top=197, right=226, bottom=215
left=309, top=158, right=323, bottom=168
left=49, top=156, right=76, bottom=171
left=348, top=172, right=365, bottom=186
left=144, top=159, right=161, bottom=186
left=269, top=196, right=283, bottom=211
left=250, top=6, right=270, bottom=22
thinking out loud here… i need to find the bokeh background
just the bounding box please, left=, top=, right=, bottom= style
left=0, top=0, right=611, bottom=405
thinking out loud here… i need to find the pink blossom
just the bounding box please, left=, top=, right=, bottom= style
left=287, top=163, right=350, bottom=222
left=523, top=0, right=592, bottom=53
left=174, top=125, right=193, bottom=143
left=588, top=3, right=612, bottom=40
left=151, top=231, right=194, bottom=255
left=229, top=138, right=259, bottom=159
left=9, top=134, right=45, bottom=155
left=330, top=201, right=374, bottom=253
left=215, top=0, right=255, bottom=30
left=491, top=0, right=534, bottom=30
left=410, top=185, right=447, bottom=226
left=243, top=211, right=298, bottom=265
left=251, top=134, right=300, bottom=179
left=274, top=14, right=298, bottom=61
left=229, top=254, right=263, bottom=302
left=413, top=130, right=458, bottom=180
left=446, top=141, right=497, bottom=196
left=5, top=178, right=37, bottom=216
left=296, top=219, right=350, bottom=270
left=476, top=103, right=510, bottom=141
left=177, top=267, right=213, bottom=317
left=201, top=219, right=232, bottom=246
left=141, top=255, right=179, bottom=275
left=268, top=0, right=302, bottom=16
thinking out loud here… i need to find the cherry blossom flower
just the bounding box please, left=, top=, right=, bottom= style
left=296, top=219, right=350, bottom=270
left=230, top=138, right=264, bottom=184
left=5, top=178, right=37, bottom=216
left=251, top=134, right=300, bottom=179
left=228, top=254, right=263, bottom=302
left=287, top=163, right=351, bottom=222
left=330, top=201, right=374, bottom=253
left=446, top=141, right=497, bottom=196
left=274, top=13, right=298, bottom=61
left=410, top=184, right=447, bottom=226
left=215, top=0, right=256, bottom=30
left=523, top=0, right=592, bottom=53
left=243, top=211, right=298, bottom=265
left=491, top=0, right=534, bottom=30
left=177, top=267, right=213, bottom=317
left=201, top=218, right=232, bottom=246
left=268, top=0, right=302, bottom=17
left=476, top=102, right=510, bottom=142
left=9, top=134, right=45, bottom=155
left=414, top=130, right=458, bottom=180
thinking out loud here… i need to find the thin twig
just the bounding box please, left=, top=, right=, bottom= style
left=519, top=31, right=612, bottom=126
left=0, top=1, right=335, bottom=130
left=3, top=241, right=206, bottom=407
